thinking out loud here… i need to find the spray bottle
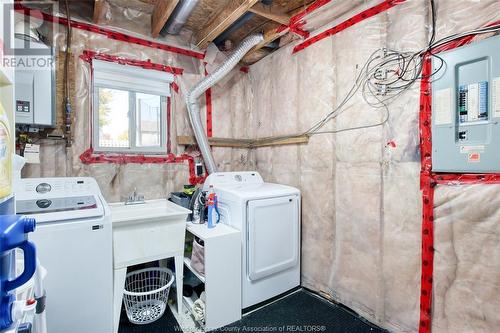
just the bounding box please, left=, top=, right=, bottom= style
left=206, top=185, right=220, bottom=228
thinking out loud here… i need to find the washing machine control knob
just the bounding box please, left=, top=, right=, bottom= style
left=36, top=183, right=51, bottom=194
left=36, top=199, right=52, bottom=209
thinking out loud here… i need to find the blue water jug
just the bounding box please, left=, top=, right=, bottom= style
left=0, top=215, right=36, bottom=330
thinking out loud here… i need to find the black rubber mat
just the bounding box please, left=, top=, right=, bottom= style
left=213, top=290, right=387, bottom=333
left=118, top=304, right=180, bottom=333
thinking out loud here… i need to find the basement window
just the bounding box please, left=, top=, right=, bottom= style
left=92, top=60, right=173, bottom=154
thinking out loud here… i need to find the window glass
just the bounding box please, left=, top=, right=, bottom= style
left=136, top=93, right=161, bottom=147
left=97, top=88, right=130, bottom=148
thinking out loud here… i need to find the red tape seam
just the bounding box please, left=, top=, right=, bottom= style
left=79, top=51, right=206, bottom=184
left=419, top=175, right=435, bottom=333
left=418, top=21, right=500, bottom=333
left=79, top=149, right=206, bottom=185
left=276, top=0, right=332, bottom=38
left=80, top=50, right=184, bottom=75
left=292, top=0, right=406, bottom=54
left=206, top=89, right=213, bottom=137
left=289, top=0, right=332, bottom=27
left=14, top=4, right=205, bottom=59
left=204, top=65, right=213, bottom=137
left=171, top=81, right=180, bottom=94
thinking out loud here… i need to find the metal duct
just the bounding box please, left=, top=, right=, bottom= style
left=214, top=0, right=273, bottom=46
left=186, top=34, right=263, bottom=174
left=214, top=12, right=255, bottom=46
left=161, top=0, right=199, bottom=35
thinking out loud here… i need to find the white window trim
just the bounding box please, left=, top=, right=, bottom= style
left=91, top=60, right=173, bottom=155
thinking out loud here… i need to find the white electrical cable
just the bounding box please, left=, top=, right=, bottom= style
left=304, top=23, right=500, bottom=136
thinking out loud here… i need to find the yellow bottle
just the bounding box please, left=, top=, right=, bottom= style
left=0, top=102, right=12, bottom=199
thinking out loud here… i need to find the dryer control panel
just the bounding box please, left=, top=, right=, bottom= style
left=203, top=171, right=264, bottom=189
left=432, top=34, right=500, bottom=173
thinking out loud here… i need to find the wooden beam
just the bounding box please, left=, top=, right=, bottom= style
left=93, top=0, right=106, bottom=24
left=195, top=0, right=260, bottom=49
left=242, top=26, right=288, bottom=63
left=177, top=135, right=309, bottom=148
left=248, top=2, right=290, bottom=25
left=151, top=0, right=180, bottom=38
left=242, top=5, right=313, bottom=63
left=252, top=135, right=309, bottom=148
left=177, top=136, right=253, bottom=148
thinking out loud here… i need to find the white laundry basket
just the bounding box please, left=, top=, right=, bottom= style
left=123, top=267, right=175, bottom=325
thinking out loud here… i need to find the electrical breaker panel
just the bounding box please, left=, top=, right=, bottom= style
left=432, top=34, right=500, bottom=173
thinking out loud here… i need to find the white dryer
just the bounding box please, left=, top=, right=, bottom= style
left=204, top=172, right=300, bottom=309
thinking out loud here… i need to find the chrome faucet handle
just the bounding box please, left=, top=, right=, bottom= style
left=124, top=187, right=145, bottom=205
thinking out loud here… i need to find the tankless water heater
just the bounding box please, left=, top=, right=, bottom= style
left=14, top=37, right=55, bottom=127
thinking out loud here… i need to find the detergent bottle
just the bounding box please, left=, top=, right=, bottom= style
left=206, top=185, right=220, bottom=229
left=0, top=215, right=37, bottom=330
left=0, top=103, right=12, bottom=200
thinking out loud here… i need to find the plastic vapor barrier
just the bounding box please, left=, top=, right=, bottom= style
left=218, top=0, right=500, bottom=332
left=433, top=184, right=500, bottom=332
left=19, top=5, right=255, bottom=202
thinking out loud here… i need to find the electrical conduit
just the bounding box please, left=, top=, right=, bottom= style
left=186, top=34, right=263, bottom=174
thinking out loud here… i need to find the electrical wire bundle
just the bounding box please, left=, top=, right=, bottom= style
left=302, top=0, right=500, bottom=137
left=245, top=0, right=500, bottom=144
left=304, top=0, right=438, bottom=136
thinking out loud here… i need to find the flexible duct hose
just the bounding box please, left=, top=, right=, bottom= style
left=186, top=34, right=263, bottom=174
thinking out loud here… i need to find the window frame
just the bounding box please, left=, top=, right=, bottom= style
left=92, top=84, right=168, bottom=155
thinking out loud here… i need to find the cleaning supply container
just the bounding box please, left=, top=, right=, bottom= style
left=206, top=185, right=220, bottom=229
left=0, top=215, right=37, bottom=331
left=123, top=267, right=174, bottom=325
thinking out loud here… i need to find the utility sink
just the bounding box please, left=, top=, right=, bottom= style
left=109, top=198, right=190, bottom=268
left=110, top=199, right=190, bottom=225
left=109, top=199, right=190, bottom=333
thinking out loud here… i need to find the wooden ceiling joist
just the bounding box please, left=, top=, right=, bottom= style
left=195, top=0, right=260, bottom=49
left=242, top=4, right=314, bottom=63
left=151, top=0, right=180, bottom=38
left=93, top=0, right=106, bottom=24
left=248, top=2, right=290, bottom=25
left=243, top=26, right=288, bottom=63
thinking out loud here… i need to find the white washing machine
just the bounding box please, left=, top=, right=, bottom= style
left=15, top=177, right=113, bottom=333
left=204, top=172, right=300, bottom=309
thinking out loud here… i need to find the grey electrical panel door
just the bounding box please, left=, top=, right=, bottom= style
left=432, top=34, right=500, bottom=173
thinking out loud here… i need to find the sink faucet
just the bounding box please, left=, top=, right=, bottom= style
left=125, top=188, right=145, bottom=205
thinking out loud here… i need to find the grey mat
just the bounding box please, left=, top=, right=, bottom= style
left=214, top=290, right=387, bottom=333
